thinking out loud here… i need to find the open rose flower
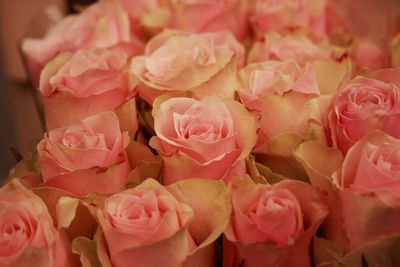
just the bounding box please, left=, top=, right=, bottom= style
left=150, top=96, right=258, bottom=185
left=337, top=131, right=400, bottom=248
left=39, top=48, right=137, bottom=130
left=223, top=176, right=328, bottom=267
left=37, top=112, right=131, bottom=196
left=98, top=179, right=194, bottom=267
left=238, top=60, right=320, bottom=154
left=170, top=0, right=249, bottom=41
left=97, top=178, right=231, bottom=267
left=0, top=180, right=76, bottom=267
left=342, top=132, right=400, bottom=197
left=296, top=131, right=400, bottom=265
left=21, top=0, right=144, bottom=86
left=247, top=31, right=332, bottom=66
left=130, top=30, right=244, bottom=104
left=250, top=0, right=328, bottom=39
left=328, top=69, right=400, bottom=154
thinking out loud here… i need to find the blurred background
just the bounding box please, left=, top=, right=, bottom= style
left=0, top=0, right=96, bottom=178
left=0, top=0, right=62, bottom=178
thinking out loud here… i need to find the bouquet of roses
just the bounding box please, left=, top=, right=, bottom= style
left=2, top=0, right=400, bottom=266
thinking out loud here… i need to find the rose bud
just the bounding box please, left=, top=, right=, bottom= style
left=250, top=0, right=328, bottom=39
left=328, top=68, right=400, bottom=154
left=39, top=48, right=137, bottom=130
left=97, top=178, right=231, bottom=267
left=130, top=30, right=244, bottom=104
left=0, top=180, right=77, bottom=267
left=223, top=176, right=328, bottom=267
left=37, top=112, right=131, bottom=196
left=21, top=0, right=144, bottom=87
left=296, top=131, right=400, bottom=265
left=237, top=60, right=320, bottom=154
left=150, top=96, right=258, bottom=184
left=97, top=179, right=194, bottom=267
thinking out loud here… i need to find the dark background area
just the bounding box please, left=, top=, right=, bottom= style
left=0, top=0, right=57, bottom=178
left=0, top=50, right=16, bottom=178
left=0, top=0, right=97, bottom=179
left=0, top=50, right=42, bottom=179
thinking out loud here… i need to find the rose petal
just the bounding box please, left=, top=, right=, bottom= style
left=312, top=58, right=352, bottom=95
left=41, top=160, right=130, bottom=197
left=167, top=179, right=231, bottom=249
left=72, top=236, right=102, bottom=267
left=294, top=141, right=348, bottom=247
left=98, top=179, right=194, bottom=262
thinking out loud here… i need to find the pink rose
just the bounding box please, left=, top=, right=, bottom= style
left=39, top=48, right=137, bottom=130
left=328, top=69, right=400, bottom=154
left=247, top=31, right=332, bottom=66
left=223, top=176, right=328, bottom=267
left=150, top=96, right=258, bottom=185
left=170, top=0, right=249, bottom=41
left=341, top=132, right=400, bottom=197
left=296, top=131, right=400, bottom=258
left=338, top=131, right=400, bottom=248
left=37, top=112, right=131, bottom=196
left=130, top=30, right=244, bottom=104
left=98, top=179, right=194, bottom=267
left=251, top=0, right=328, bottom=39
left=97, top=178, right=231, bottom=267
left=0, top=180, right=76, bottom=267
left=238, top=60, right=320, bottom=153
left=21, top=0, right=144, bottom=86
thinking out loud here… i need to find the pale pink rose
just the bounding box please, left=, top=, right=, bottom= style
left=224, top=176, right=328, bottom=267
left=39, top=48, right=137, bottom=130
left=0, top=180, right=76, bottom=267
left=37, top=112, right=131, bottom=196
left=150, top=96, right=258, bottom=185
left=328, top=70, right=400, bottom=154
left=251, top=0, right=328, bottom=39
left=351, top=37, right=389, bottom=70
left=238, top=60, right=320, bottom=152
left=296, top=131, right=400, bottom=253
left=170, top=0, right=249, bottom=41
left=97, top=179, right=194, bottom=267
left=97, top=178, right=231, bottom=267
left=130, top=30, right=244, bottom=104
left=337, top=131, right=400, bottom=248
left=247, top=31, right=332, bottom=65
left=21, top=0, right=144, bottom=86
left=341, top=132, right=400, bottom=197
